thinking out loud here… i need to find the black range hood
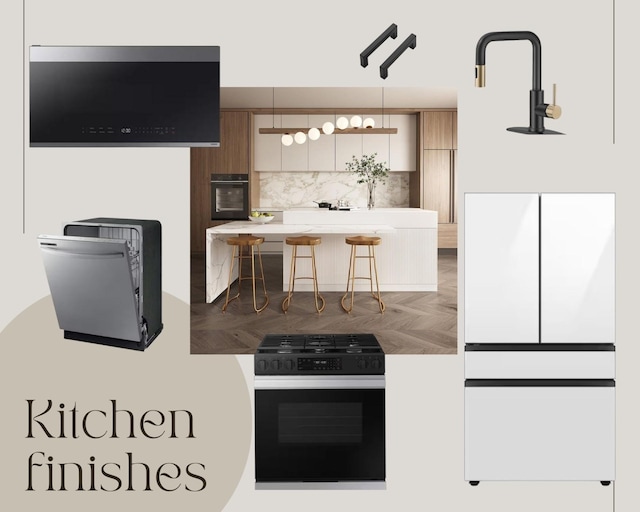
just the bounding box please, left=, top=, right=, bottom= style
left=30, top=46, right=220, bottom=147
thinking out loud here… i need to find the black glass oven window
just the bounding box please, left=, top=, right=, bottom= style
left=30, top=61, right=220, bottom=145
left=278, top=402, right=363, bottom=444
left=255, top=388, right=385, bottom=482
left=215, top=186, right=245, bottom=212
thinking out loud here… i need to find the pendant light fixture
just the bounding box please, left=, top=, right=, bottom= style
left=260, top=87, right=398, bottom=144
left=350, top=115, right=363, bottom=128
left=336, top=116, right=349, bottom=130
left=322, top=121, right=335, bottom=134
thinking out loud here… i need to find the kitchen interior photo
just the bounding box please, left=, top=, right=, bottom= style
left=190, top=87, right=457, bottom=355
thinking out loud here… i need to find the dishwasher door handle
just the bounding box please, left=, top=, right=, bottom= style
left=40, top=246, right=125, bottom=259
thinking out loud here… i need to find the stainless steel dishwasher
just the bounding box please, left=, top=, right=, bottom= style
left=38, top=218, right=162, bottom=350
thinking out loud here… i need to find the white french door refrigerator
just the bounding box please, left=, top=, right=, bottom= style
left=464, top=193, right=615, bottom=484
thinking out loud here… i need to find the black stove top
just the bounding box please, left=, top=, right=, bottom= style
left=255, top=334, right=384, bottom=375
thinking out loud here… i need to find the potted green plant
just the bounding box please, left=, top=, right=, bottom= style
left=346, top=153, right=390, bottom=209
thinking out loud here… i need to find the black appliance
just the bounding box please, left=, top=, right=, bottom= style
left=210, top=174, right=249, bottom=220
left=254, top=334, right=386, bottom=490
left=30, top=46, right=220, bottom=147
left=38, top=218, right=162, bottom=351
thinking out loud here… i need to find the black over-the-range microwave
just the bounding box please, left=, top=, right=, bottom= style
left=29, top=46, right=220, bottom=147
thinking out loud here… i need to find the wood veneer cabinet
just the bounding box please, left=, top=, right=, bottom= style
left=422, top=111, right=457, bottom=248
left=190, top=111, right=250, bottom=252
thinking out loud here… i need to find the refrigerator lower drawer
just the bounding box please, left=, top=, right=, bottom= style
left=464, top=383, right=615, bottom=481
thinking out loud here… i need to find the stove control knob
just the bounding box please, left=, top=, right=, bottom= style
left=257, top=360, right=267, bottom=372
left=370, top=358, right=382, bottom=370
left=284, top=359, right=294, bottom=371
left=270, top=359, right=281, bottom=371
left=357, top=359, right=368, bottom=369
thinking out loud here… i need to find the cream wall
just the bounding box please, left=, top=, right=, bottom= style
left=1, top=1, right=639, bottom=511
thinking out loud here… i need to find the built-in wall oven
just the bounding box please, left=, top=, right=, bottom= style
left=254, top=334, right=386, bottom=490
left=210, top=174, right=249, bottom=220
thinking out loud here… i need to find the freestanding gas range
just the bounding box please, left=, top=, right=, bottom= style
left=254, top=334, right=386, bottom=490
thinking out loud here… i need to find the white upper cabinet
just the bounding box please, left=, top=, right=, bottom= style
left=464, top=194, right=540, bottom=343
left=253, top=114, right=281, bottom=171
left=280, top=115, right=308, bottom=171
left=253, top=114, right=416, bottom=172
left=541, top=194, right=615, bottom=343
left=308, top=115, right=335, bottom=171
left=389, top=114, right=416, bottom=172
left=465, top=193, right=616, bottom=345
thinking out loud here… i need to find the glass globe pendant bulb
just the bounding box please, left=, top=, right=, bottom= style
left=308, top=127, right=321, bottom=141
left=294, top=131, right=307, bottom=144
left=363, top=117, right=375, bottom=128
left=281, top=133, right=293, bottom=146
left=350, top=115, right=363, bottom=128
left=336, top=116, right=349, bottom=130
left=322, top=122, right=335, bottom=134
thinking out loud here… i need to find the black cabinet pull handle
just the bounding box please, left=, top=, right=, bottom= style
left=360, top=23, right=398, bottom=67
left=380, top=34, right=416, bottom=79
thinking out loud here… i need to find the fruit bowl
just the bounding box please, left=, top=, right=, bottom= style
left=248, top=214, right=275, bottom=224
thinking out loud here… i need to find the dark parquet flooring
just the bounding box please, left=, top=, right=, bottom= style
left=190, top=250, right=457, bottom=355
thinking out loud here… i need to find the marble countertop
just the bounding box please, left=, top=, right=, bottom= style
left=206, top=221, right=395, bottom=235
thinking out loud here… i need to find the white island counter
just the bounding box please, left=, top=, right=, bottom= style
left=205, top=208, right=438, bottom=303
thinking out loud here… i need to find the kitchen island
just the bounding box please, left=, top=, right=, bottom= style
left=205, top=208, right=438, bottom=303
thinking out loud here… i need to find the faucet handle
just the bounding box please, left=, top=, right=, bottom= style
left=545, top=83, right=562, bottom=119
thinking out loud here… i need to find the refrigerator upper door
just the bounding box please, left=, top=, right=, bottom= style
left=464, top=194, right=539, bottom=343
left=541, top=194, right=615, bottom=343
left=38, top=235, right=142, bottom=342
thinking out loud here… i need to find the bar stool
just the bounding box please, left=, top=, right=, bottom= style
left=222, top=235, right=269, bottom=313
left=341, top=235, right=385, bottom=314
left=282, top=235, right=325, bottom=313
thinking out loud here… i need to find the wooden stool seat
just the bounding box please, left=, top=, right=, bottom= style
left=222, top=235, right=269, bottom=313
left=341, top=236, right=385, bottom=314
left=227, top=235, right=265, bottom=246
left=345, top=235, right=382, bottom=246
left=286, top=235, right=322, bottom=246
left=282, top=236, right=325, bottom=313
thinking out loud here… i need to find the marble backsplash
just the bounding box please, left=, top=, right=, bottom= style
left=259, top=172, right=411, bottom=209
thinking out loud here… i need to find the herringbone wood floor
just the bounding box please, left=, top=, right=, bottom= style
left=190, top=250, right=457, bottom=354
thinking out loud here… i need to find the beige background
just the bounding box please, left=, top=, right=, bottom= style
left=1, top=0, right=639, bottom=510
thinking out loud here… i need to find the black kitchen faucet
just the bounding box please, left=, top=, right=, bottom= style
left=475, top=31, right=563, bottom=134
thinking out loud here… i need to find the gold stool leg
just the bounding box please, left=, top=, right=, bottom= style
left=310, top=245, right=325, bottom=313
left=252, top=244, right=269, bottom=313
left=282, top=245, right=297, bottom=313
left=341, top=245, right=356, bottom=313
left=222, top=245, right=238, bottom=312
left=371, top=245, right=385, bottom=313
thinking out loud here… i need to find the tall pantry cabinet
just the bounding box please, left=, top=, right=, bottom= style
left=422, top=111, right=457, bottom=249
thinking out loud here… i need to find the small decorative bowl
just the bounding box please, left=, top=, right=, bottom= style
left=248, top=215, right=275, bottom=224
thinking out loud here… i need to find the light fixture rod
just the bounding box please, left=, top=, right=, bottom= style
left=259, top=127, right=398, bottom=135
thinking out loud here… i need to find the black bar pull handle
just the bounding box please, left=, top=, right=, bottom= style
left=360, top=23, right=398, bottom=67
left=380, top=33, right=417, bottom=79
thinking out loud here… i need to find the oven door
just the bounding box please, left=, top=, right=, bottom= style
left=254, top=375, right=385, bottom=489
left=211, top=179, right=249, bottom=220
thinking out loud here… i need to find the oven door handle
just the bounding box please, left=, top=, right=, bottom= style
left=254, top=375, right=385, bottom=390
left=211, top=180, right=249, bottom=184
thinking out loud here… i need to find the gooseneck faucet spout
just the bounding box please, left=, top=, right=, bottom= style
left=474, top=31, right=562, bottom=134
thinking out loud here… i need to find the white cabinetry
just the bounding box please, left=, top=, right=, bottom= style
left=464, top=193, right=615, bottom=344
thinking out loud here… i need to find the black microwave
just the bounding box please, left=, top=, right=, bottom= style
left=30, top=46, right=220, bottom=147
